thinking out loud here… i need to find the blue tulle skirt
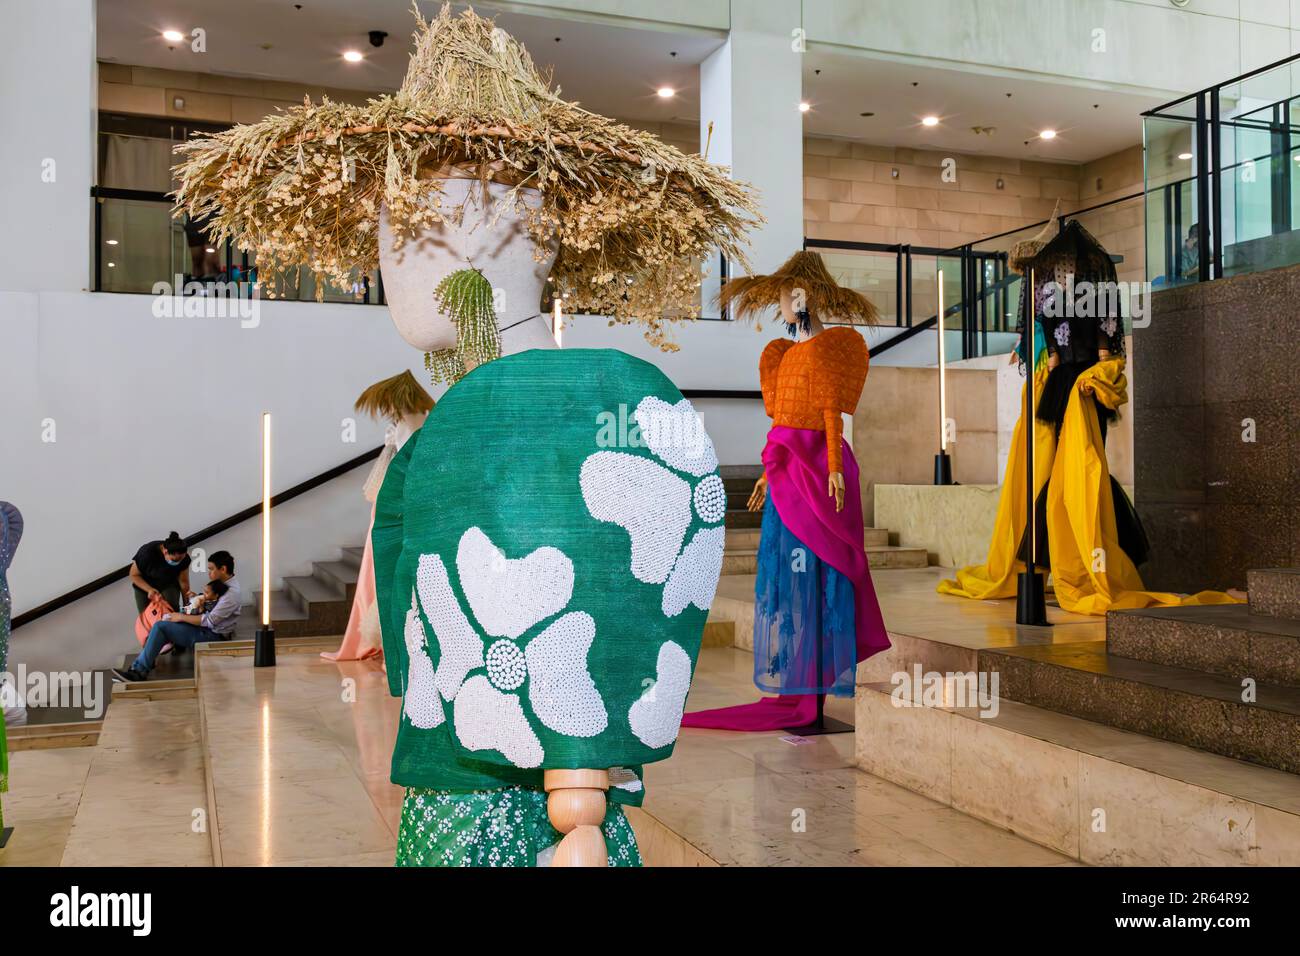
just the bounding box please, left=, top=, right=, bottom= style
left=753, top=495, right=858, bottom=697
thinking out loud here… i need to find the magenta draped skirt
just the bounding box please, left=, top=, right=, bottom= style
left=682, top=426, right=890, bottom=731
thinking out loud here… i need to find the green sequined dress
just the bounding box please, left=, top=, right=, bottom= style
left=376, top=351, right=723, bottom=867
left=395, top=785, right=641, bottom=867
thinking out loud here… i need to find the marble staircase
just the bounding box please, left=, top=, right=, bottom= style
left=719, top=465, right=928, bottom=574
left=852, top=567, right=1300, bottom=865
left=242, top=545, right=363, bottom=640
left=983, top=569, right=1300, bottom=774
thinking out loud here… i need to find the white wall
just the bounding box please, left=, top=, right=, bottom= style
left=0, top=291, right=422, bottom=616
left=0, top=0, right=95, bottom=294
left=9, top=469, right=371, bottom=675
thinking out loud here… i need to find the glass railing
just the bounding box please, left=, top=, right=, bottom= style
left=1144, top=51, right=1300, bottom=284
left=93, top=189, right=383, bottom=304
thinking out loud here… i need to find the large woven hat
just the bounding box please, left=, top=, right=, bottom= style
left=718, top=250, right=879, bottom=325
left=172, top=3, right=761, bottom=346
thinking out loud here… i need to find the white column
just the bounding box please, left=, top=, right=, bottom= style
left=0, top=0, right=97, bottom=293
left=701, top=0, right=804, bottom=305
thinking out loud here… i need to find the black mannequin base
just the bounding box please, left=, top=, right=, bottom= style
left=783, top=693, right=854, bottom=736
left=934, top=450, right=953, bottom=485
left=254, top=626, right=277, bottom=667
left=1015, top=570, right=1051, bottom=626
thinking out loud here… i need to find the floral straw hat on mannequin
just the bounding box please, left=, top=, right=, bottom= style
left=172, top=3, right=761, bottom=348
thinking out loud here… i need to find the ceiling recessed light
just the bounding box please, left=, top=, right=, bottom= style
left=343, top=50, right=364, bottom=63
left=162, top=29, right=184, bottom=43
left=107, top=262, right=116, bottom=268
left=1039, top=129, right=1057, bottom=140
left=105, top=239, right=118, bottom=245
left=657, top=87, right=675, bottom=99
left=1178, top=152, right=1193, bottom=160
left=921, top=115, right=939, bottom=127
left=205, top=247, right=217, bottom=254
left=799, top=101, right=811, bottom=112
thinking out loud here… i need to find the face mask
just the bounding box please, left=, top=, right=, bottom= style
left=165, top=556, right=184, bottom=566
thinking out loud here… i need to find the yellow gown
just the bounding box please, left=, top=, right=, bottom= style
left=938, top=358, right=1240, bottom=615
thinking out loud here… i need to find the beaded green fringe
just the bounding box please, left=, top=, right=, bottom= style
left=426, top=268, right=501, bottom=386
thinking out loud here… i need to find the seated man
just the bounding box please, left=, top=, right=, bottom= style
left=112, top=550, right=240, bottom=682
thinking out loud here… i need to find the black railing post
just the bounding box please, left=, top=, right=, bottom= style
left=1196, top=92, right=1212, bottom=282
left=904, top=245, right=913, bottom=327
left=93, top=194, right=102, bottom=292
left=1210, top=90, right=1223, bottom=278
left=894, top=246, right=903, bottom=326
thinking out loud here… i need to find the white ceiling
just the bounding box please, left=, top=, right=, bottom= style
left=96, top=0, right=717, bottom=125
left=799, top=50, right=1161, bottom=164
left=96, top=0, right=1158, bottom=163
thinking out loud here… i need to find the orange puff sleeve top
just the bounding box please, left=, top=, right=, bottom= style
left=759, top=327, right=869, bottom=474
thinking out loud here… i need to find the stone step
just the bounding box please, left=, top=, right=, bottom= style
left=723, top=509, right=762, bottom=530
left=725, top=527, right=890, bottom=549
left=339, top=545, right=366, bottom=571
left=866, top=545, right=929, bottom=570
left=253, top=588, right=311, bottom=623
left=313, top=559, right=359, bottom=599
left=1250, top=568, right=1300, bottom=621
left=1108, top=603, right=1300, bottom=689
left=979, top=641, right=1300, bottom=774
left=721, top=544, right=927, bottom=576
left=119, top=648, right=201, bottom=680
left=855, top=681, right=1300, bottom=865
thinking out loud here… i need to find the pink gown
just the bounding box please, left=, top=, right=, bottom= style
left=322, top=414, right=425, bottom=662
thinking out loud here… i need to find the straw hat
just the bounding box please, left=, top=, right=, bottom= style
left=172, top=3, right=761, bottom=347
left=718, top=250, right=879, bottom=325
left=1008, top=199, right=1062, bottom=274
left=354, top=370, right=435, bottom=422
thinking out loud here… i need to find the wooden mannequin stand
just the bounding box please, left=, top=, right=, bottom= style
left=544, top=769, right=609, bottom=866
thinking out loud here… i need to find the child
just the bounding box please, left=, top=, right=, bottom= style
left=164, top=579, right=229, bottom=654
left=183, top=579, right=227, bottom=615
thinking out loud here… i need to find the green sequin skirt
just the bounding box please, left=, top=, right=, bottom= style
left=396, top=785, right=642, bottom=867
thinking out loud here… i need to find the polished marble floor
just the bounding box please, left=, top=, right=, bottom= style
left=1, top=568, right=1084, bottom=867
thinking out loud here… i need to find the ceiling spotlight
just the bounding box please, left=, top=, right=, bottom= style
left=368, top=30, right=388, bottom=48
left=107, top=262, right=116, bottom=268
left=799, top=101, right=811, bottom=112
left=1039, top=129, right=1057, bottom=140
left=205, top=247, right=217, bottom=254
left=860, top=111, right=875, bottom=117
left=105, top=239, right=118, bottom=246
left=921, top=115, right=939, bottom=127
left=1178, top=152, right=1193, bottom=160
left=343, top=50, right=364, bottom=63
left=657, top=87, right=675, bottom=99
left=162, top=29, right=184, bottom=43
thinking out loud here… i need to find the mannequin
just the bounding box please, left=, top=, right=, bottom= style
left=172, top=5, right=754, bottom=866
left=322, top=371, right=434, bottom=663
left=0, top=501, right=22, bottom=835
left=683, top=251, right=890, bottom=733
left=939, top=221, right=1240, bottom=614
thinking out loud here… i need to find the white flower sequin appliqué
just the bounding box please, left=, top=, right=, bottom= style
left=579, top=396, right=725, bottom=617
left=402, top=590, right=445, bottom=730
left=414, top=527, right=608, bottom=768
left=627, top=640, right=693, bottom=749
left=1054, top=322, right=1070, bottom=348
